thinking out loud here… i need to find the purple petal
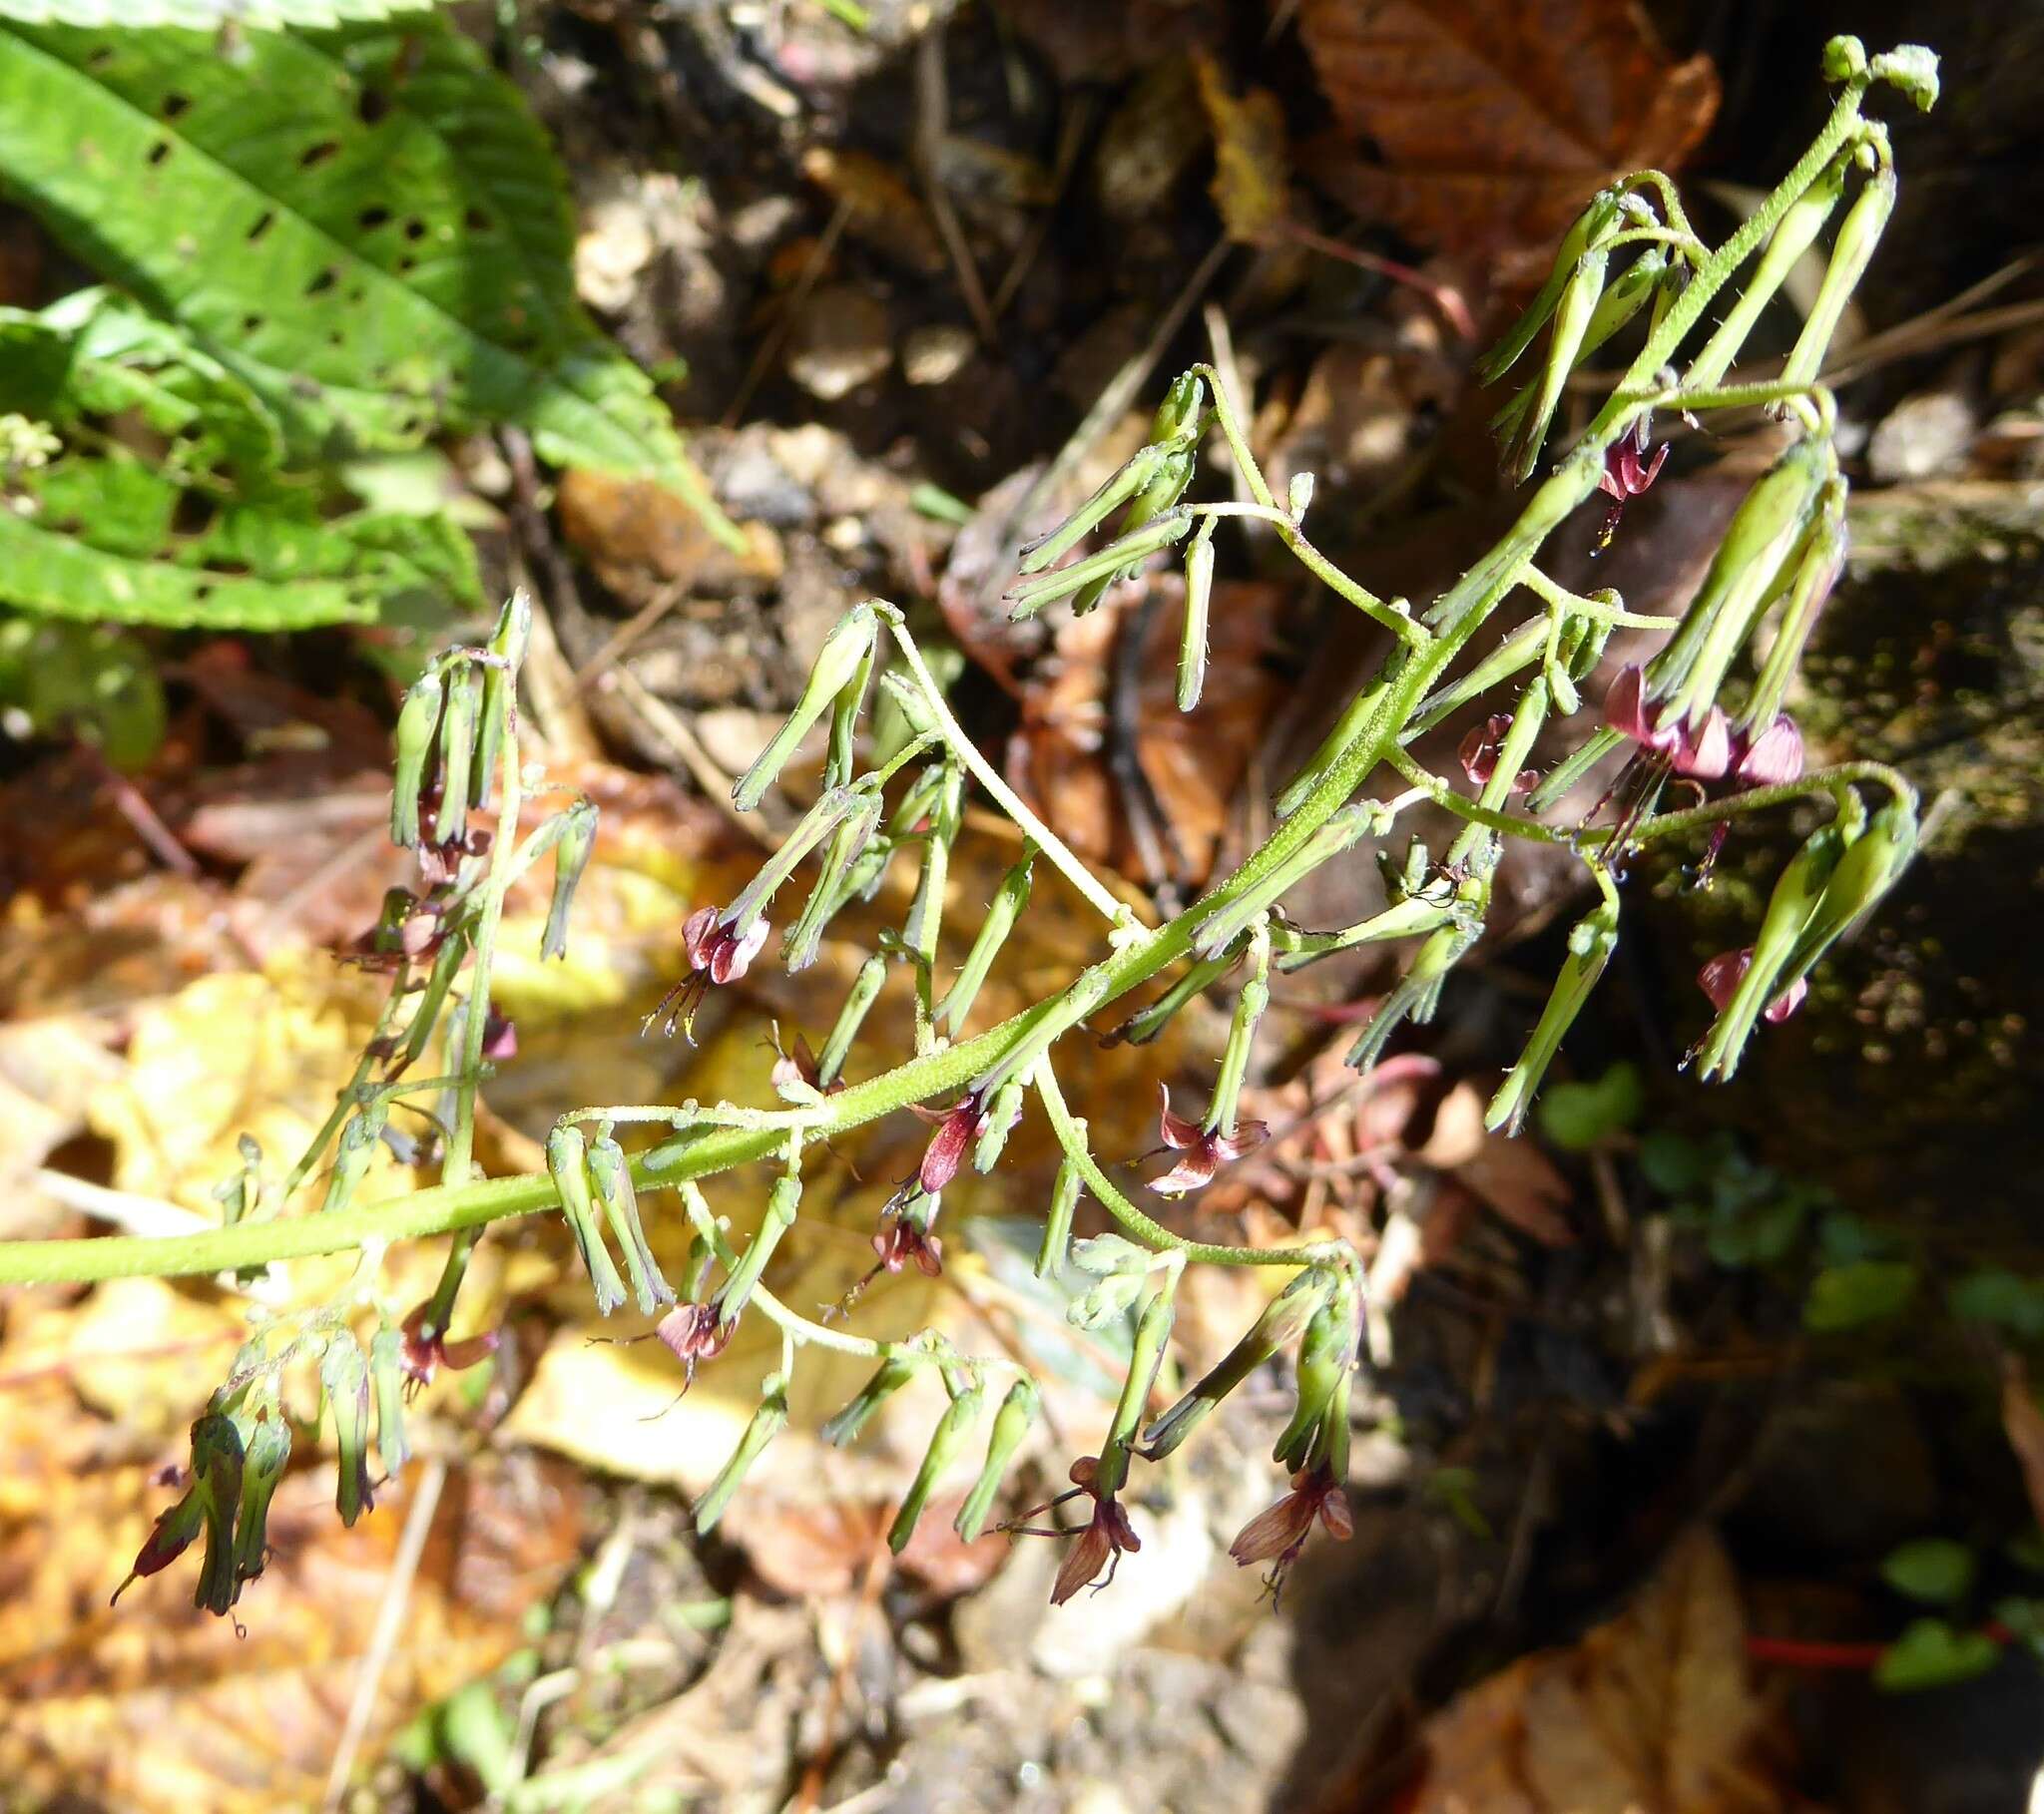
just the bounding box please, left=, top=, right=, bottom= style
left=1736, top=713, right=1804, bottom=786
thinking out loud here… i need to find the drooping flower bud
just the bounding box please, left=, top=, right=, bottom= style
left=319, top=1101, right=388, bottom=1215
left=1686, top=150, right=1849, bottom=391
left=821, top=1351, right=919, bottom=1449
left=714, top=1171, right=800, bottom=1325
left=1773, top=792, right=1918, bottom=994
left=1486, top=896, right=1621, bottom=1133
left=1178, top=516, right=1217, bottom=711
left=319, top=1334, right=375, bottom=1528
left=1006, top=509, right=1194, bottom=622
left=1693, top=818, right=1845, bottom=1083
left=816, top=951, right=887, bottom=1090
left=1037, top=1149, right=1085, bottom=1280
left=588, top=1134, right=675, bottom=1316
left=1143, top=1267, right=1334, bottom=1461
left=1094, top=1266, right=1178, bottom=1498
left=955, top=1377, right=1040, bottom=1542
left=390, top=672, right=444, bottom=849
left=232, top=1407, right=291, bottom=1589
left=1476, top=185, right=1623, bottom=388
left=971, top=1078, right=1026, bottom=1174
left=935, top=846, right=1033, bottom=1036
left=431, top=666, right=481, bottom=848
left=733, top=603, right=878, bottom=812
left=472, top=591, right=531, bottom=812
left=1274, top=1283, right=1355, bottom=1473
left=783, top=791, right=884, bottom=974
left=548, top=1123, right=627, bottom=1315
left=369, top=1323, right=411, bottom=1477
left=1783, top=159, right=1896, bottom=391
left=542, top=798, right=598, bottom=962
left=694, top=1373, right=787, bottom=1534
left=1507, top=245, right=1607, bottom=480
left=889, top=1382, right=987, bottom=1553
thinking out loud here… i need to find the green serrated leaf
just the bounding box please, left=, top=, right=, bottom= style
left=0, top=4, right=446, bottom=33
left=1879, top=1538, right=1976, bottom=1607
left=0, top=18, right=739, bottom=547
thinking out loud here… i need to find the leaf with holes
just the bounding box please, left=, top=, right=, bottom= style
left=1293, top=0, right=1720, bottom=265
left=0, top=2, right=445, bottom=23
left=0, top=293, right=478, bottom=629
left=0, top=17, right=738, bottom=546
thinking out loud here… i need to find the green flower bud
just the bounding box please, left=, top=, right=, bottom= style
left=390, top=672, right=443, bottom=849
left=936, top=847, right=1033, bottom=1036
left=1143, top=1268, right=1333, bottom=1460
left=431, top=667, right=481, bottom=847
left=1650, top=438, right=1829, bottom=711
left=589, top=1134, right=674, bottom=1315
left=954, top=1377, right=1040, bottom=1542
left=821, top=1351, right=919, bottom=1449
left=1476, top=185, right=1622, bottom=387
left=189, top=1410, right=247, bottom=1615
left=1073, top=449, right=1199, bottom=616
left=1508, top=245, right=1607, bottom=480
left=1344, top=917, right=1481, bottom=1075
left=1096, top=1269, right=1177, bottom=1497
left=1274, top=896, right=1454, bottom=971
left=1783, top=162, right=1895, bottom=391
left=1111, top=947, right=1238, bottom=1042
left=1694, top=819, right=1845, bottom=1083
left=370, top=1323, right=410, bottom=1478
left=817, top=952, right=887, bottom=1089
left=319, top=1100, right=388, bottom=1216
left=889, top=1383, right=987, bottom=1553
left=1178, top=517, right=1217, bottom=712
left=783, top=793, right=885, bottom=976
left=1686, top=153, right=1848, bottom=391
left=1017, top=441, right=1181, bottom=577
left=1285, top=470, right=1315, bottom=524
left=1151, top=370, right=1208, bottom=445
left=1274, top=1283, right=1354, bottom=1473
left=695, top=1374, right=787, bottom=1534
left=1486, top=896, right=1620, bottom=1133
left=548, top=1124, right=627, bottom=1315
left=1037, top=1149, right=1085, bottom=1280
left=714, top=1172, right=800, bottom=1325
left=1006, top=509, right=1194, bottom=622
left=1868, top=44, right=1939, bottom=111
left=232, top=1407, right=291, bottom=1587
left=1774, top=793, right=1918, bottom=995
left=319, top=1334, right=375, bottom=1528
left=734, top=603, right=879, bottom=812
left=972, top=1079, right=1026, bottom=1173
left=543, top=799, right=598, bottom=963
left=472, top=592, right=531, bottom=812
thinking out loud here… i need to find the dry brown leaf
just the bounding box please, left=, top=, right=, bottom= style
left=1192, top=50, right=1290, bottom=243
left=1294, top=0, right=1720, bottom=264
left=0, top=1456, right=582, bottom=1813
left=740, top=1493, right=1007, bottom=1601
left=557, top=468, right=782, bottom=598
left=1400, top=1528, right=1786, bottom=1814
left=798, top=146, right=946, bottom=275
left=1016, top=575, right=1287, bottom=887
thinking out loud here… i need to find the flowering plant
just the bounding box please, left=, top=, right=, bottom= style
left=0, top=39, right=1938, bottom=1612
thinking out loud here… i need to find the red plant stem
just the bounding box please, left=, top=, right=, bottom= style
left=1746, top=1622, right=2014, bottom=1671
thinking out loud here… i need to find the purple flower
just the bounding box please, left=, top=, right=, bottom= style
left=871, top=1213, right=945, bottom=1278
left=1731, top=712, right=1805, bottom=787
left=1048, top=1457, right=1144, bottom=1604
left=1698, top=947, right=1806, bottom=1023
left=1595, top=421, right=1668, bottom=549
left=1604, top=664, right=1731, bottom=780
left=648, top=907, right=770, bottom=1041
left=655, top=1301, right=734, bottom=1390
left=912, top=1092, right=991, bottom=1193
left=398, top=1302, right=499, bottom=1398
left=1457, top=713, right=1537, bottom=793
left=1149, top=1085, right=1268, bottom=1197
left=1229, top=1463, right=1354, bottom=1597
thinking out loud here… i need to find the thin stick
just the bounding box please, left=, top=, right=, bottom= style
left=321, top=1457, right=448, bottom=1811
